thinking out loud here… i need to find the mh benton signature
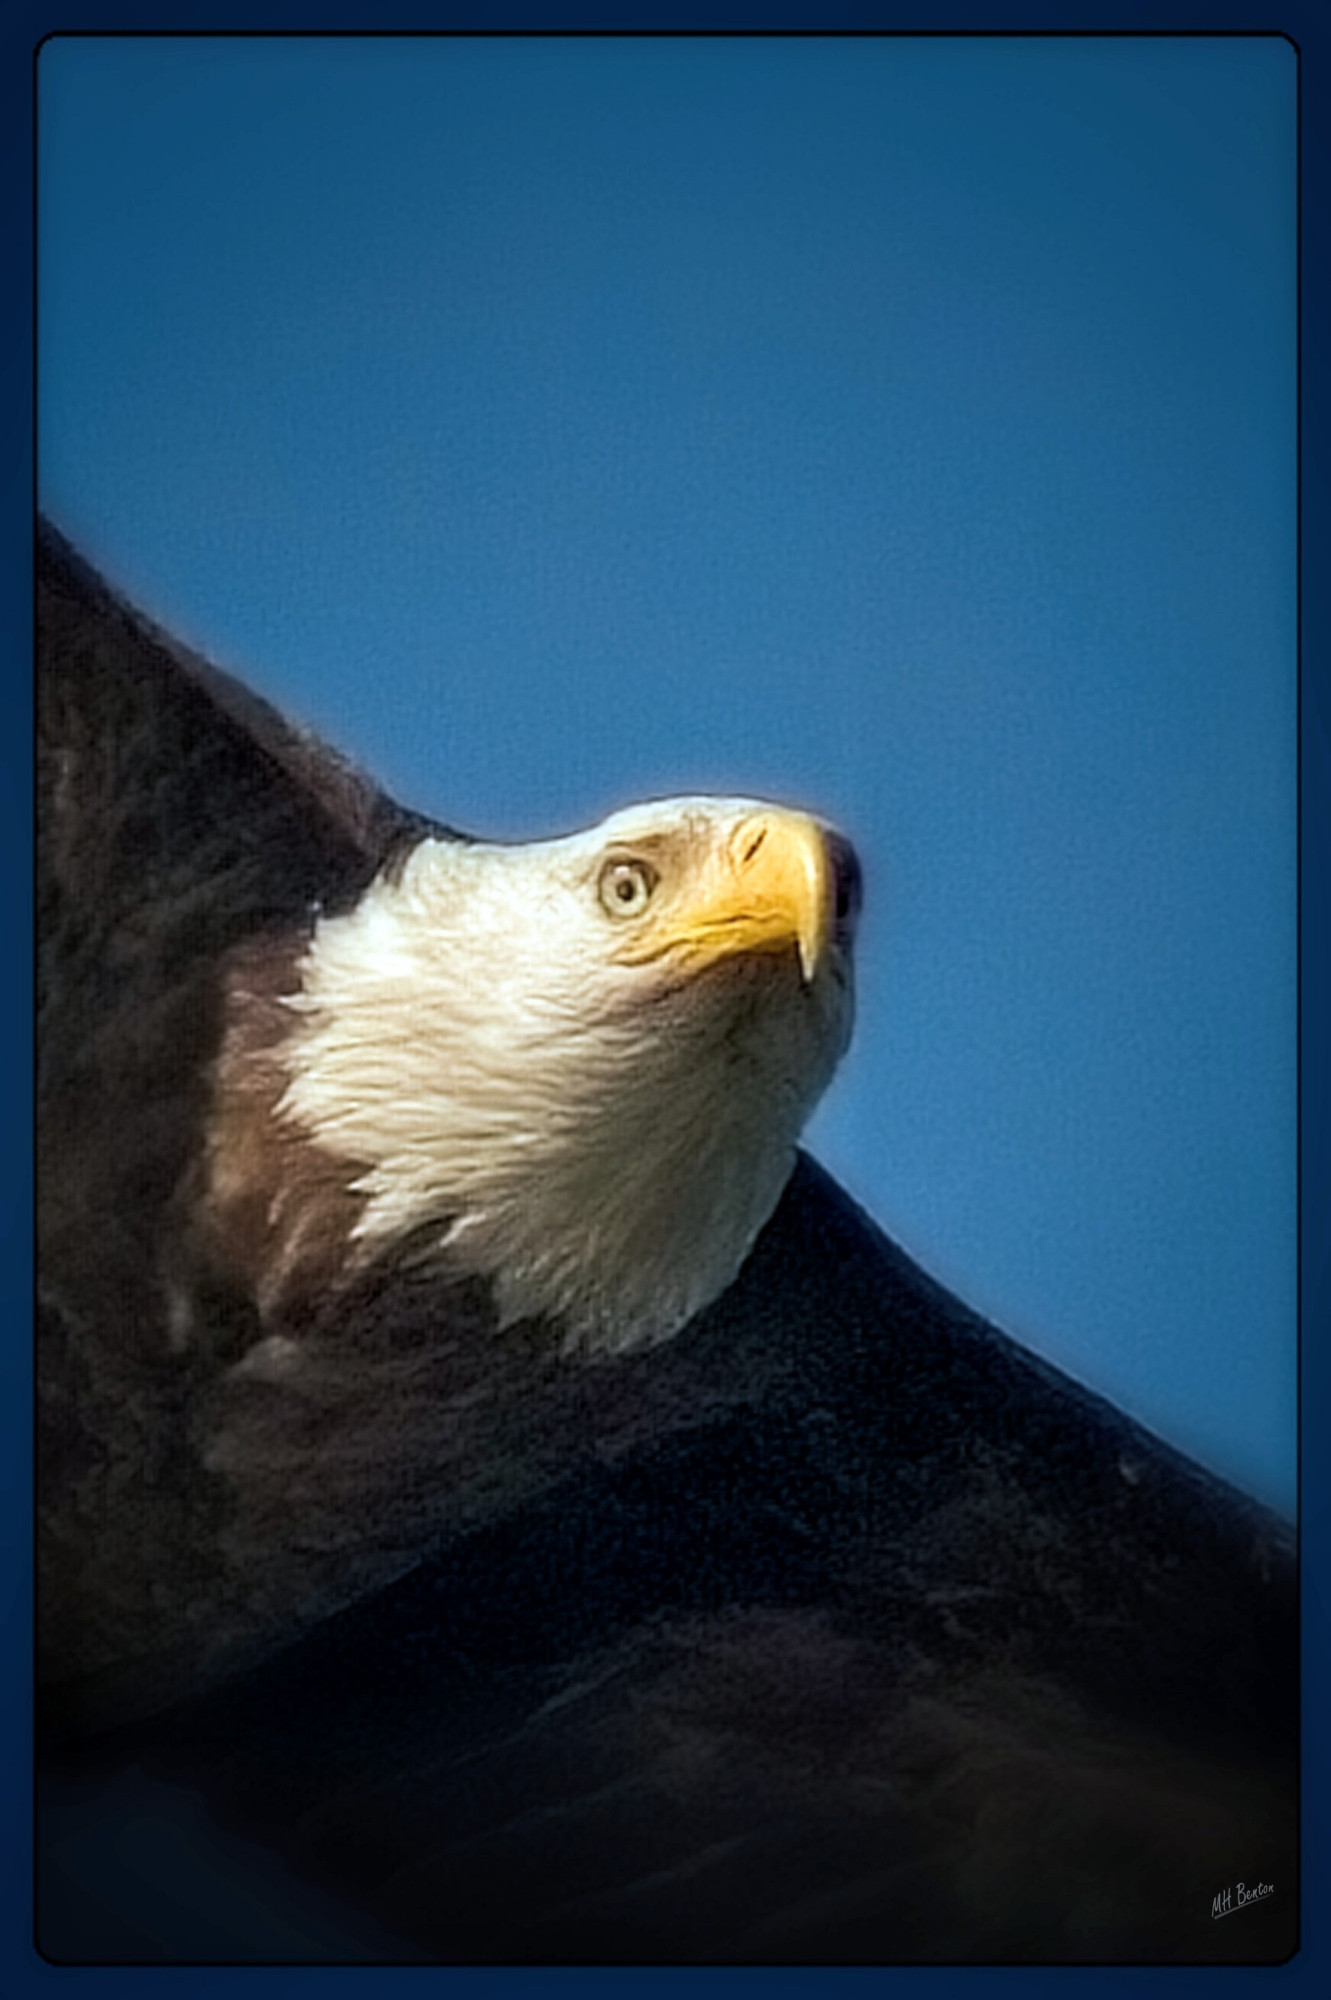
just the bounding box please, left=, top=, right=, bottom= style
left=1212, top=1880, right=1274, bottom=1920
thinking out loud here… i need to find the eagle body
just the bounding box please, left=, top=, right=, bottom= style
left=36, top=519, right=1297, bottom=1964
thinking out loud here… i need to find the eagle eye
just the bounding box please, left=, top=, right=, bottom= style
left=598, top=856, right=657, bottom=919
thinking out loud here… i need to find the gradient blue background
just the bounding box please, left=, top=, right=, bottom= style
left=38, top=34, right=1295, bottom=1514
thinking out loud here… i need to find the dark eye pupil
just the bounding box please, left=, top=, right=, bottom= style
left=600, top=857, right=655, bottom=916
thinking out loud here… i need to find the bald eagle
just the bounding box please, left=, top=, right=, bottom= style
left=37, top=519, right=1296, bottom=1964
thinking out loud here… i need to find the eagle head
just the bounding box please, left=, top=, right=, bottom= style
left=271, top=797, right=861, bottom=1355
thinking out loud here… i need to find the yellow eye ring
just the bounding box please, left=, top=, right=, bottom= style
left=598, top=856, right=657, bottom=919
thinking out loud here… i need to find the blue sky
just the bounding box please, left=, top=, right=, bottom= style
left=38, top=35, right=1296, bottom=1513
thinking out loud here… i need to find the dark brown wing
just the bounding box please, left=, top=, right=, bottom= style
left=38, top=512, right=450, bottom=1052
left=42, top=1158, right=1298, bottom=1964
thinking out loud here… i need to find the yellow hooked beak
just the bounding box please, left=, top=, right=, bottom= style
left=617, top=808, right=831, bottom=987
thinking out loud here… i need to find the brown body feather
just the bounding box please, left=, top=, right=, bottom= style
left=199, top=932, right=367, bottom=1326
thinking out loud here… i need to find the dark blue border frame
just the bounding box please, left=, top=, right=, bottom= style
left=7, top=5, right=1325, bottom=1994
